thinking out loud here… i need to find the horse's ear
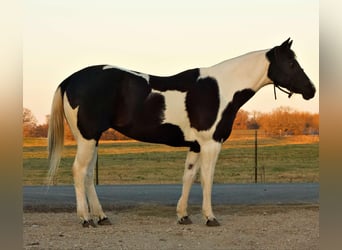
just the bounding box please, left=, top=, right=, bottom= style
left=280, top=38, right=293, bottom=49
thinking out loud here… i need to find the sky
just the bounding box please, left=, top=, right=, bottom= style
left=23, top=0, right=319, bottom=124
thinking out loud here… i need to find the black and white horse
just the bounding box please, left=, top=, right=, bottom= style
left=48, top=39, right=315, bottom=227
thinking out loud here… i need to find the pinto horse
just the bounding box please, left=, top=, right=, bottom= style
left=48, top=39, right=315, bottom=227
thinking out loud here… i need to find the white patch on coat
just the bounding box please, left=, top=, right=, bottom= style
left=63, top=94, right=80, bottom=141
left=153, top=90, right=196, bottom=141
left=156, top=89, right=228, bottom=144
left=193, top=50, right=272, bottom=144
left=103, top=65, right=150, bottom=82
left=199, top=50, right=271, bottom=102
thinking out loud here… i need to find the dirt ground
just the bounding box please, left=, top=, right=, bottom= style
left=23, top=205, right=319, bottom=250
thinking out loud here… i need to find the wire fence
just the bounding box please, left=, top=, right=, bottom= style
left=23, top=130, right=319, bottom=185
left=220, top=130, right=319, bottom=183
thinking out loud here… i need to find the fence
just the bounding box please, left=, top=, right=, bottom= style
left=23, top=130, right=319, bottom=185
left=93, top=131, right=263, bottom=184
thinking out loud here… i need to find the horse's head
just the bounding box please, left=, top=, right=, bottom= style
left=266, top=38, right=316, bottom=100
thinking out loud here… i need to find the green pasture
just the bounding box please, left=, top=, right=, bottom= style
left=23, top=135, right=319, bottom=185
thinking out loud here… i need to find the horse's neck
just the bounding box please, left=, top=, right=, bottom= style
left=200, top=49, right=272, bottom=101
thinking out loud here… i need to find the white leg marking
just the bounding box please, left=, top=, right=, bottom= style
left=63, top=95, right=106, bottom=222
left=85, top=146, right=107, bottom=220
left=177, top=151, right=200, bottom=219
left=72, top=138, right=97, bottom=222
left=200, top=141, right=221, bottom=221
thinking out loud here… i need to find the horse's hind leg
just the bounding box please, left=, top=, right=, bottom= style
left=85, top=146, right=111, bottom=226
left=73, top=139, right=111, bottom=227
left=72, top=138, right=98, bottom=227
left=63, top=96, right=109, bottom=227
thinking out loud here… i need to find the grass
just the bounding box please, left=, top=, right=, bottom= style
left=23, top=131, right=319, bottom=185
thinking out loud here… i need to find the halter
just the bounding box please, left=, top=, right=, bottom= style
left=273, top=84, right=293, bottom=100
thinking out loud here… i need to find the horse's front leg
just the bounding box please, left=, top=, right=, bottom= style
left=200, top=141, right=221, bottom=226
left=177, top=151, right=200, bottom=224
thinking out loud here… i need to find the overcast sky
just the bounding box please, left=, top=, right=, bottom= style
left=23, top=0, right=319, bottom=124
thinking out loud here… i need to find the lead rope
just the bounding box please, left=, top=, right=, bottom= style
left=274, top=84, right=294, bottom=100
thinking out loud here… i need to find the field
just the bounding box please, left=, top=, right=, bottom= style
left=23, top=131, right=319, bottom=185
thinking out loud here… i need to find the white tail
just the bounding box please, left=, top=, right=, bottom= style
left=47, top=87, right=65, bottom=185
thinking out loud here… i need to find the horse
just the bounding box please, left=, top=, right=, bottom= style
left=48, top=38, right=316, bottom=227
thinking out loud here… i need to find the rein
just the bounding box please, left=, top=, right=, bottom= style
left=273, top=84, right=293, bottom=100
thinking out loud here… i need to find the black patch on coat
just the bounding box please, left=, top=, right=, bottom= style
left=213, top=89, right=255, bottom=143
left=137, top=92, right=166, bottom=127
left=185, top=77, right=220, bottom=131
left=189, top=140, right=200, bottom=153
left=149, top=68, right=200, bottom=92
left=117, top=122, right=199, bottom=151
left=61, top=66, right=155, bottom=141
left=59, top=65, right=201, bottom=152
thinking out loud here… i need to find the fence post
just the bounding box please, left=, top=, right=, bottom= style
left=95, top=153, right=99, bottom=185
left=254, top=130, right=258, bottom=183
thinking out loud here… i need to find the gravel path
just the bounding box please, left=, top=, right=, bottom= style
left=24, top=204, right=319, bottom=250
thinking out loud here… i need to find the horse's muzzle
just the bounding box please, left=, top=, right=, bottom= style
left=302, top=84, right=316, bottom=100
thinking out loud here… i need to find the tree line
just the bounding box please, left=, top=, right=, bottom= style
left=232, top=106, right=319, bottom=136
left=23, top=106, right=319, bottom=139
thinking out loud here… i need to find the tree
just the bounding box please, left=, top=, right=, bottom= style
left=23, top=108, right=38, bottom=137
left=247, top=111, right=261, bottom=130
left=256, top=106, right=319, bottom=136
left=233, top=110, right=249, bottom=130
left=101, top=128, right=131, bottom=140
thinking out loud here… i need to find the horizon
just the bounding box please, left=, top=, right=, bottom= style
left=25, top=105, right=319, bottom=126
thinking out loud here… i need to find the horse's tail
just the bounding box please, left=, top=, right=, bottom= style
left=47, top=87, right=64, bottom=185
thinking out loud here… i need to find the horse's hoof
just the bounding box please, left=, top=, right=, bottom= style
left=98, top=217, right=112, bottom=226
left=206, top=218, right=220, bottom=227
left=82, top=219, right=97, bottom=228
left=178, top=216, right=192, bottom=225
